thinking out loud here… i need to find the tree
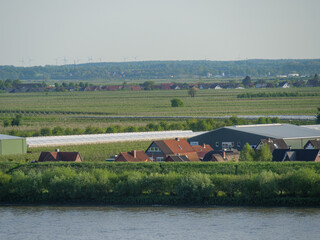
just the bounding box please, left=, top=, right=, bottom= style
left=142, top=81, right=155, bottom=90
left=188, top=88, right=197, bottom=97
left=255, top=143, right=273, bottom=161
left=171, top=98, right=184, bottom=107
left=239, top=143, right=255, bottom=161
left=3, top=119, right=10, bottom=127
left=242, top=76, right=251, bottom=87
left=11, top=114, right=22, bottom=126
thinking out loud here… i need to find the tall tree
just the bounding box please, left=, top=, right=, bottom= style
left=255, top=143, right=273, bottom=161
left=239, top=143, right=255, bottom=161
left=242, top=76, right=251, bottom=87
left=188, top=88, right=197, bottom=97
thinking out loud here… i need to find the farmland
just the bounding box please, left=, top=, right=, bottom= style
left=0, top=87, right=319, bottom=134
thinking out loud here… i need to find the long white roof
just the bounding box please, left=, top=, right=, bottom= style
left=26, top=130, right=204, bottom=147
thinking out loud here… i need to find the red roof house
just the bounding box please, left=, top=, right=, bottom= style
left=38, top=151, right=83, bottom=162
left=115, top=150, right=151, bottom=162
left=145, top=138, right=200, bottom=162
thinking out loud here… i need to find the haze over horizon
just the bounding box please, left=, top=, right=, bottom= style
left=1, top=0, right=320, bottom=67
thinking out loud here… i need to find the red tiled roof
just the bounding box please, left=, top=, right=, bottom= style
left=115, top=150, right=150, bottom=162
left=151, top=139, right=200, bottom=161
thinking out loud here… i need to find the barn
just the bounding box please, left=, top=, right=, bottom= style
left=0, top=134, right=27, bottom=155
left=188, top=124, right=320, bottom=151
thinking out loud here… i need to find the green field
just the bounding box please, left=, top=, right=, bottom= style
left=0, top=87, right=319, bottom=135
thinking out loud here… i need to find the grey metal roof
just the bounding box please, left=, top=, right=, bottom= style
left=225, top=124, right=320, bottom=139
left=0, top=134, right=24, bottom=140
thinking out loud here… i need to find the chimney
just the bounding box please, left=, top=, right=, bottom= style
left=222, top=151, right=226, bottom=159
left=175, top=138, right=180, bottom=141
left=268, top=138, right=271, bottom=143
left=203, top=144, right=206, bottom=148
left=55, top=149, right=60, bottom=152
left=132, top=150, right=137, bottom=158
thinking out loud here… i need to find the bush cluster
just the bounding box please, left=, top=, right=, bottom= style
left=1, top=167, right=319, bottom=205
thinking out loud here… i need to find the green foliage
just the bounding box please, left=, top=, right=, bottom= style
left=1, top=163, right=320, bottom=205
left=242, top=76, right=251, bottom=87
left=239, top=143, right=255, bottom=161
left=255, top=143, right=273, bottom=162
left=3, top=119, right=10, bottom=127
left=171, top=98, right=184, bottom=107
left=40, top=128, right=52, bottom=136
left=11, top=114, right=22, bottom=126
left=317, top=107, right=320, bottom=124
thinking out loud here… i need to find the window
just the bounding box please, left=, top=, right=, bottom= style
left=156, top=157, right=164, bottom=162
left=216, top=142, right=219, bottom=147
left=178, top=145, right=182, bottom=150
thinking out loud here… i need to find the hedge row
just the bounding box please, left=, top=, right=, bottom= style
left=1, top=167, right=320, bottom=206
left=3, top=161, right=320, bottom=176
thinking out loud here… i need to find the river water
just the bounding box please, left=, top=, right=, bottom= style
left=1, top=206, right=320, bottom=240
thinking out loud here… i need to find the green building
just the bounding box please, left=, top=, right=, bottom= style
left=188, top=124, right=320, bottom=151
left=0, top=134, right=27, bottom=155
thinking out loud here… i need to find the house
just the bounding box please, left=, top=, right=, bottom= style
left=255, top=83, right=267, bottom=88
left=130, top=85, right=142, bottom=91
left=255, top=138, right=288, bottom=153
left=161, top=83, right=173, bottom=90
left=191, top=144, right=213, bottom=160
left=164, top=155, right=190, bottom=162
left=38, top=150, right=83, bottom=162
left=145, top=138, right=200, bottom=162
left=304, top=140, right=320, bottom=149
left=279, top=82, right=290, bottom=88
left=188, top=124, right=320, bottom=151
left=115, top=150, right=150, bottom=162
left=272, top=149, right=320, bottom=162
left=202, top=149, right=240, bottom=162
left=103, top=85, right=122, bottom=91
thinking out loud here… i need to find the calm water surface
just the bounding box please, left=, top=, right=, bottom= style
left=1, top=206, right=320, bottom=240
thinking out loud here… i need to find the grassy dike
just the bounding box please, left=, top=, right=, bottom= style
left=1, top=162, right=320, bottom=206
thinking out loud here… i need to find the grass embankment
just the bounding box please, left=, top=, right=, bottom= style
left=1, top=162, right=320, bottom=206
left=0, top=88, right=319, bottom=133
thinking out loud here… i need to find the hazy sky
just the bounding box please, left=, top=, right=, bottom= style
left=1, top=0, right=319, bottom=66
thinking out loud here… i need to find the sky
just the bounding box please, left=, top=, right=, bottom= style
left=0, top=0, right=320, bottom=66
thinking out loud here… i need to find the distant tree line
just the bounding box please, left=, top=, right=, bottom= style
left=3, top=116, right=282, bottom=137
left=237, top=92, right=320, bottom=99
left=1, top=59, right=320, bottom=80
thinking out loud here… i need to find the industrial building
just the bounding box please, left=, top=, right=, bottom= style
left=188, top=124, right=320, bottom=151
left=0, top=134, right=27, bottom=155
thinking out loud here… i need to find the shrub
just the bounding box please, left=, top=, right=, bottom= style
left=171, top=98, right=184, bottom=107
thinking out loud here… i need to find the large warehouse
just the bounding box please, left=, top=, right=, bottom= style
left=188, top=124, right=320, bottom=151
left=0, top=134, right=27, bottom=155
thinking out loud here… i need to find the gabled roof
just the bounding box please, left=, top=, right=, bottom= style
left=304, top=140, right=320, bottom=149
left=192, top=144, right=214, bottom=159
left=256, top=138, right=288, bottom=152
left=203, top=149, right=240, bottom=162
left=153, top=139, right=195, bottom=155
left=272, top=149, right=320, bottom=162
left=115, top=150, right=150, bottom=162
left=38, top=152, right=82, bottom=162
left=164, top=155, right=190, bottom=162
left=224, top=124, right=320, bottom=139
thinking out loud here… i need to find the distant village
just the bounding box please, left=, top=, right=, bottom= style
left=0, top=73, right=319, bottom=93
